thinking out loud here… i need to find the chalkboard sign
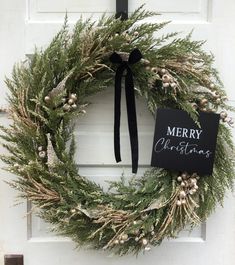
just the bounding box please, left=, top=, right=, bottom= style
left=151, top=108, right=220, bottom=175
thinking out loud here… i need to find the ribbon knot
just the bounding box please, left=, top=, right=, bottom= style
left=110, top=48, right=142, bottom=174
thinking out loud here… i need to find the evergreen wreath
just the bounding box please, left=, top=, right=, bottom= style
left=1, top=6, right=235, bottom=255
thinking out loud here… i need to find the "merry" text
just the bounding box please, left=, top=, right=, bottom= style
left=167, top=126, right=202, bottom=140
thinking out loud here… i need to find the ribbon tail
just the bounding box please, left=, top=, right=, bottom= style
left=114, top=66, right=124, bottom=163
left=125, top=69, right=139, bottom=174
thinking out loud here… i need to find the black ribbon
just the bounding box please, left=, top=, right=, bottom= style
left=110, top=48, right=142, bottom=174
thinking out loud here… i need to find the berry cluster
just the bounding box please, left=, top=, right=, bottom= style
left=176, top=172, right=200, bottom=206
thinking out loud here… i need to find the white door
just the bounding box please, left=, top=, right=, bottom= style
left=1, top=0, right=235, bottom=265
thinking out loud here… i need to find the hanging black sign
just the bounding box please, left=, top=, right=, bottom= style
left=151, top=108, right=220, bottom=175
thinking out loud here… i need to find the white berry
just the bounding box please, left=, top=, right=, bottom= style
left=44, top=96, right=50, bottom=102
left=121, top=234, right=128, bottom=241
left=179, top=191, right=186, bottom=198
left=163, top=82, right=170, bottom=88
left=71, top=104, right=77, bottom=109
left=220, top=111, right=228, bottom=119
left=63, top=104, right=71, bottom=111
left=191, top=103, right=198, bottom=109
left=142, top=238, right=148, bottom=246
left=39, top=151, right=46, bottom=158
left=210, top=83, right=215, bottom=89
left=70, top=93, right=77, bottom=100
left=38, top=146, right=43, bottom=151
left=191, top=178, right=197, bottom=184
left=177, top=176, right=182, bottom=182
left=176, top=200, right=182, bottom=206
left=162, top=74, right=171, bottom=83
left=151, top=67, right=158, bottom=73
left=68, top=98, right=74, bottom=105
